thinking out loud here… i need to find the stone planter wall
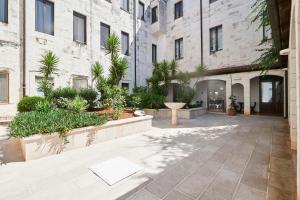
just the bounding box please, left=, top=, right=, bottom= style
left=144, top=107, right=206, bottom=119
left=20, top=116, right=153, bottom=161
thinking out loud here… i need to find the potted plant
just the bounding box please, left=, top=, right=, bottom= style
left=228, top=95, right=237, bottom=116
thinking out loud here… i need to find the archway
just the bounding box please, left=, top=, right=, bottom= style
left=232, top=83, right=244, bottom=113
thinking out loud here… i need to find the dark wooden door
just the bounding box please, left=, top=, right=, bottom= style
left=260, top=76, right=284, bottom=115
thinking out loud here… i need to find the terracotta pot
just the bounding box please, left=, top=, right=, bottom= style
left=228, top=108, right=237, bottom=116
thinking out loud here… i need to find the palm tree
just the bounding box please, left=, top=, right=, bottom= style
left=39, top=51, right=59, bottom=99
left=105, top=33, right=128, bottom=86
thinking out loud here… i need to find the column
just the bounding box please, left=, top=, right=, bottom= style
left=243, top=79, right=251, bottom=115
left=225, top=79, right=232, bottom=113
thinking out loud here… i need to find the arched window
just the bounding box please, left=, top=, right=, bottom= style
left=0, top=72, right=9, bottom=103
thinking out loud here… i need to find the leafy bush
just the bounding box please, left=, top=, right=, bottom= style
left=17, top=96, right=45, bottom=113
left=67, top=96, right=88, bottom=113
left=78, top=88, right=98, bottom=109
left=52, top=87, right=78, bottom=100
left=176, top=86, right=195, bottom=106
left=35, top=100, right=54, bottom=113
left=9, top=109, right=108, bottom=139
left=103, top=86, right=126, bottom=120
left=139, top=92, right=165, bottom=109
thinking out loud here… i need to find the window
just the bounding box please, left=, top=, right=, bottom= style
left=122, top=83, right=129, bottom=90
left=120, top=0, right=129, bottom=12
left=0, top=72, right=9, bottom=103
left=35, top=76, right=54, bottom=97
left=174, top=1, right=183, bottom=20
left=152, top=44, right=157, bottom=63
left=0, top=0, right=8, bottom=23
left=263, top=25, right=272, bottom=40
left=152, top=6, right=158, bottom=24
left=210, top=25, right=223, bottom=53
left=209, top=0, right=218, bottom=3
left=175, top=38, right=183, bottom=60
left=35, top=0, right=54, bottom=35
left=121, top=31, right=129, bottom=55
left=73, top=12, right=86, bottom=44
left=73, top=77, right=88, bottom=89
left=138, top=1, right=145, bottom=20
left=100, top=22, right=110, bottom=48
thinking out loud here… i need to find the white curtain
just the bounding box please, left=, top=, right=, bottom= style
left=74, top=14, right=85, bottom=43
left=0, top=73, right=8, bottom=102
left=217, top=26, right=223, bottom=50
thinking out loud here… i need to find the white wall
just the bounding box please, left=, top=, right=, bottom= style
left=232, top=84, right=244, bottom=103
left=0, top=0, right=21, bottom=116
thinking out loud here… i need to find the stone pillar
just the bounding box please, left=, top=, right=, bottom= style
left=225, top=78, right=232, bottom=113
left=244, top=79, right=251, bottom=115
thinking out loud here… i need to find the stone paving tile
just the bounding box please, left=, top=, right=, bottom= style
left=269, top=172, right=296, bottom=194
left=268, top=186, right=296, bottom=200
left=145, top=157, right=198, bottom=199
left=163, top=190, right=192, bottom=200
left=270, top=157, right=295, bottom=177
left=198, top=169, right=240, bottom=200
left=125, top=189, right=160, bottom=200
left=176, top=160, right=223, bottom=198
left=234, top=183, right=266, bottom=200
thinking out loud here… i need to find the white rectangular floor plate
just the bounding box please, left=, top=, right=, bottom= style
left=89, top=157, right=143, bottom=186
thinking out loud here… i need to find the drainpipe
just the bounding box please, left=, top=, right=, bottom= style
left=133, top=0, right=137, bottom=88
left=20, top=0, right=26, bottom=97
left=200, top=0, right=203, bottom=66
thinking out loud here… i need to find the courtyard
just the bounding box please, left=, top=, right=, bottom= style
left=0, top=114, right=296, bottom=200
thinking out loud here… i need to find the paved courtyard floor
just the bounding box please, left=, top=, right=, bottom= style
left=0, top=114, right=296, bottom=200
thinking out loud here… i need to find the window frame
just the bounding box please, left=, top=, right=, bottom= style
left=121, top=31, right=130, bottom=56
left=151, top=6, right=158, bottom=24
left=73, top=11, right=87, bottom=44
left=152, top=44, right=157, bottom=64
left=209, top=25, right=223, bottom=53
left=0, top=0, right=8, bottom=23
left=73, top=76, right=88, bottom=89
left=138, top=1, right=145, bottom=21
left=35, top=0, right=55, bottom=35
left=121, top=82, right=130, bottom=90
left=100, top=22, right=111, bottom=48
left=175, top=38, right=183, bottom=60
left=120, top=0, right=129, bottom=12
left=174, top=1, right=183, bottom=20
left=0, top=72, right=9, bottom=104
left=209, top=0, right=218, bottom=4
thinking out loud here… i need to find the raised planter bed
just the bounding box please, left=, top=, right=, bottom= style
left=20, top=115, right=153, bottom=160
left=144, top=107, right=206, bottom=119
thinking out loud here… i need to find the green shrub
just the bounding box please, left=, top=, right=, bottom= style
left=17, top=96, right=45, bottom=113
left=103, top=86, right=126, bottom=120
left=78, top=88, right=98, bottom=109
left=9, top=109, right=108, bottom=139
left=176, top=86, right=195, bottom=106
left=35, top=100, right=54, bottom=113
left=139, top=92, right=165, bottom=109
left=52, top=87, right=78, bottom=100
left=67, top=96, right=88, bottom=113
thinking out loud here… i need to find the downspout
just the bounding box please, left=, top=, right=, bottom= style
left=200, top=0, right=203, bottom=66
left=133, top=0, right=137, bottom=87
left=20, top=0, right=26, bottom=97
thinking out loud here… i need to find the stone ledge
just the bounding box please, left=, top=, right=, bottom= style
left=20, top=115, right=153, bottom=161
left=144, top=107, right=206, bottom=119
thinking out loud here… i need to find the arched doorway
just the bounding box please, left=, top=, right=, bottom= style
left=260, top=75, right=284, bottom=115
left=232, top=83, right=244, bottom=113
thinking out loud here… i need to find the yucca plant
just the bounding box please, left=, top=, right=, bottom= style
left=39, top=51, right=59, bottom=99
left=104, top=33, right=128, bottom=86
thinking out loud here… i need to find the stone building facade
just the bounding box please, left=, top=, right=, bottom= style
left=0, top=0, right=286, bottom=119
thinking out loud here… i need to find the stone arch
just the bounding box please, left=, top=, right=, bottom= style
left=232, top=83, right=244, bottom=113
